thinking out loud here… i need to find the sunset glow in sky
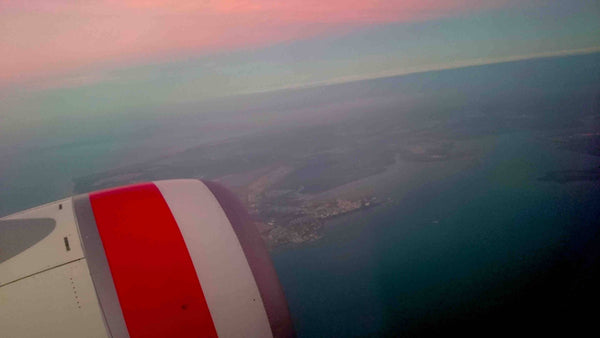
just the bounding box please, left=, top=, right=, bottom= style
left=0, top=1, right=598, bottom=106
left=1, top=0, right=514, bottom=83
left=0, top=0, right=584, bottom=84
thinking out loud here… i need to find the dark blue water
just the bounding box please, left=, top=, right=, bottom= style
left=271, top=133, right=600, bottom=336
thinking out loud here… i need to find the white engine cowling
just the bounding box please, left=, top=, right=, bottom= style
left=0, top=179, right=294, bottom=338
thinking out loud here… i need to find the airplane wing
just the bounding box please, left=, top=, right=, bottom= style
left=0, top=179, right=294, bottom=338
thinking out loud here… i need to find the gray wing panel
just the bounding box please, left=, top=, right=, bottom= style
left=0, top=218, right=56, bottom=264
left=73, top=194, right=130, bottom=338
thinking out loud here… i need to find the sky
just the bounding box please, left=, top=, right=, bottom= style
left=0, top=0, right=523, bottom=84
left=0, top=0, right=599, bottom=215
left=0, top=0, right=599, bottom=140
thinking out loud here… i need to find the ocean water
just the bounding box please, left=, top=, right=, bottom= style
left=1, top=54, right=599, bottom=336
left=271, top=133, right=600, bottom=336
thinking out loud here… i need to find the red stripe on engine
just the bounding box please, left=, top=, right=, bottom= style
left=89, top=183, right=217, bottom=338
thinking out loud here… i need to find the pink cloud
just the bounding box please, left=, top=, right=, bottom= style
left=0, top=0, right=511, bottom=85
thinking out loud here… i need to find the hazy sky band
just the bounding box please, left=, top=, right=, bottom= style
left=0, top=0, right=598, bottom=137
left=1, top=0, right=520, bottom=84
left=3, top=0, right=598, bottom=86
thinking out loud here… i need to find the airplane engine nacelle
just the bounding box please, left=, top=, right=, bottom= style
left=0, top=179, right=294, bottom=338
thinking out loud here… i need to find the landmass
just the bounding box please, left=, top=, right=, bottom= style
left=72, top=112, right=468, bottom=248
left=71, top=94, right=599, bottom=248
left=219, top=165, right=381, bottom=248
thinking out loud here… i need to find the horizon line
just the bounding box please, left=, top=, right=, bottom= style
left=235, top=46, right=600, bottom=97
left=4, top=45, right=599, bottom=101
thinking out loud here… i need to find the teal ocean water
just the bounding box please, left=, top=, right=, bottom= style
left=271, top=133, right=600, bottom=336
